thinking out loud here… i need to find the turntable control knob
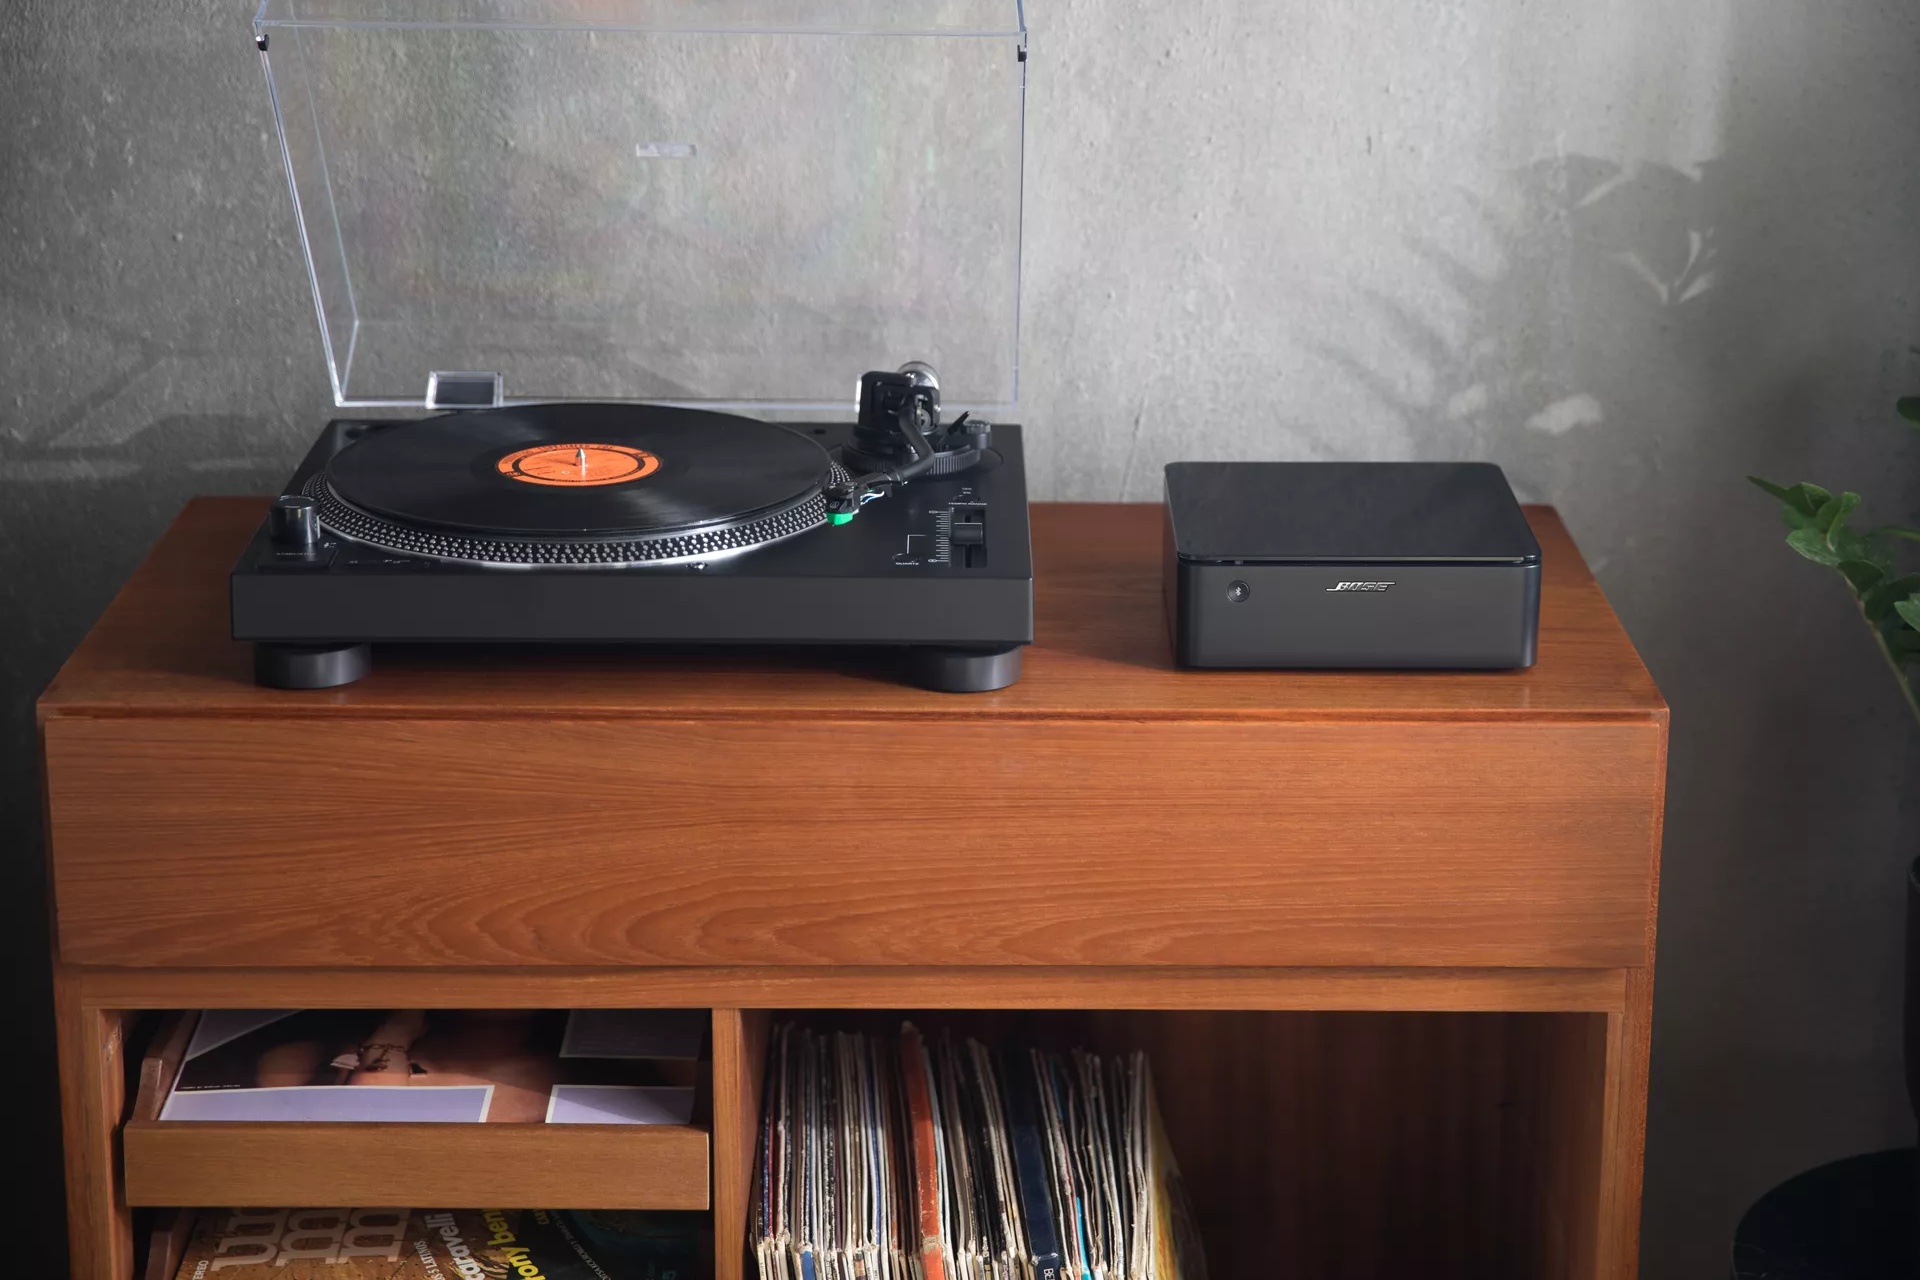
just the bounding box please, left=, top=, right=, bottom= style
left=951, top=509, right=986, bottom=547
left=268, top=494, right=322, bottom=550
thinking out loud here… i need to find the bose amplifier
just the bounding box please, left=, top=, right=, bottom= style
left=1163, top=461, right=1541, bottom=670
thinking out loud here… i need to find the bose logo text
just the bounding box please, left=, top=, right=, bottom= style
left=1327, top=581, right=1394, bottom=592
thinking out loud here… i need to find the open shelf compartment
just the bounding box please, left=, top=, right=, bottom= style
left=715, top=1006, right=1612, bottom=1280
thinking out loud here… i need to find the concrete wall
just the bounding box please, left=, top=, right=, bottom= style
left=5, top=2, right=1919, bottom=1274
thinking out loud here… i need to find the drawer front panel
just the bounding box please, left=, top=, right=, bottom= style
left=121, top=1120, right=710, bottom=1209
left=45, top=717, right=1661, bottom=968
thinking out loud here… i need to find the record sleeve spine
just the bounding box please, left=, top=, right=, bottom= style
left=1005, top=1050, right=1067, bottom=1280
left=900, top=1025, right=950, bottom=1280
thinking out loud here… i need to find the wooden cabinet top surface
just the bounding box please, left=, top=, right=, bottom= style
left=39, top=498, right=1663, bottom=724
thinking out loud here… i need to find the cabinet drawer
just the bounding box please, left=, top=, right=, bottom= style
left=123, top=1119, right=711, bottom=1209
left=119, top=1012, right=710, bottom=1209
left=44, top=716, right=1661, bottom=969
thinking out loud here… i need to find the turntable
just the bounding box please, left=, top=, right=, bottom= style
left=233, top=1, right=1033, bottom=692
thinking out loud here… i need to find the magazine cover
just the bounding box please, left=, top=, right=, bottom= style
left=163, top=1010, right=703, bottom=1124
left=170, top=1207, right=703, bottom=1280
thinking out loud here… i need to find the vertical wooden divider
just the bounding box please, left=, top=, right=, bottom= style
left=55, top=976, right=131, bottom=1280
left=1596, top=969, right=1655, bottom=1280
left=712, top=1008, right=772, bottom=1280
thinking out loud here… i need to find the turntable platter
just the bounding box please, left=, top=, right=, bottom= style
left=312, top=403, right=846, bottom=567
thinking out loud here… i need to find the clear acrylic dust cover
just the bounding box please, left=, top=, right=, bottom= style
left=254, top=1, right=1027, bottom=413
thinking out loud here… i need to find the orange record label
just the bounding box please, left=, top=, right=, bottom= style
left=496, top=442, right=661, bottom=487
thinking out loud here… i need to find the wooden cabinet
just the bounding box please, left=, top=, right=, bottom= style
left=41, top=500, right=1665, bottom=1280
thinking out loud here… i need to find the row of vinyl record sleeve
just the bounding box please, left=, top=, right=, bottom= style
left=751, top=1023, right=1208, bottom=1280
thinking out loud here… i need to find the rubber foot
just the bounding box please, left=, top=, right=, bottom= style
left=254, top=642, right=372, bottom=690
left=904, top=644, right=1024, bottom=693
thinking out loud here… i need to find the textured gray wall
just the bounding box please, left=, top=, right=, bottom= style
left=4, top=2, right=1919, bottom=1275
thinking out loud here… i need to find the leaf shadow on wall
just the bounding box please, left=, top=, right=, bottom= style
left=1306, top=154, right=1722, bottom=517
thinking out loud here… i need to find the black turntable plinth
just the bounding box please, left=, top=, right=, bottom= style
left=231, top=399, right=1033, bottom=693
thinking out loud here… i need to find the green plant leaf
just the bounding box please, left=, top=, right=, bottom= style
left=1876, top=526, right=1920, bottom=543
left=1787, top=526, right=1843, bottom=565
left=1751, top=478, right=1831, bottom=522
left=1816, top=492, right=1862, bottom=539
left=1780, top=484, right=1837, bottom=530
left=1898, top=396, right=1920, bottom=425
left=1749, top=476, right=1812, bottom=510
left=1862, top=575, right=1920, bottom=620
left=1834, top=530, right=1892, bottom=575
left=1838, top=559, right=1884, bottom=594
left=1895, top=595, right=1920, bottom=633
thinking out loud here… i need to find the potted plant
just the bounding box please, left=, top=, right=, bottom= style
left=1750, top=388, right=1920, bottom=1129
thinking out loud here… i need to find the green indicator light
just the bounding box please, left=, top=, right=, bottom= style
left=828, top=512, right=855, bottom=526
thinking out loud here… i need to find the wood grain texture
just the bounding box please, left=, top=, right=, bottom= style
left=38, top=497, right=1666, bottom=1276
left=712, top=1009, right=773, bottom=1280
left=132, top=1012, right=192, bottom=1123
left=1502, top=1005, right=1608, bottom=1280
left=73, top=964, right=1630, bottom=1014
left=38, top=500, right=1663, bottom=723
left=120, top=1119, right=710, bottom=1210
left=46, top=716, right=1661, bottom=969
left=54, top=972, right=131, bottom=1280
left=1597, top=968, right=1656, bottom=1280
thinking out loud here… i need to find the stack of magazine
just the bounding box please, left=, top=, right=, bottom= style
left=160, top=1207, right=701, bottom=1279
left=752, top=1023, right=1206, bottom=1280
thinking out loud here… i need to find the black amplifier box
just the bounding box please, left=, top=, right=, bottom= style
left=1163, top=461, right=1540, bottom=670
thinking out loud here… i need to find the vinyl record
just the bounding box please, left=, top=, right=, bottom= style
left=325, top=403, right=834, bottom=538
